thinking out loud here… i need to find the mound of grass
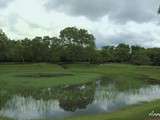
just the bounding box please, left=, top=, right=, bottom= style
left=0, top=63, right=99, bottom=90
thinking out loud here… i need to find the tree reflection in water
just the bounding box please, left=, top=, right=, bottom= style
left=0, top=90, right=11, bottom=110
left=0, top=81, right=96, bottom=113
left=1, top=79, right=160, bottom=120
left=59, top=83, right=95, bottom=112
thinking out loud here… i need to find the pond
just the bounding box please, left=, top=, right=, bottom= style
left=0, top=78, right=160, bottom=120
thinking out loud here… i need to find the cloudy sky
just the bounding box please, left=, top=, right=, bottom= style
left=0, top=0, right=160, bottom=47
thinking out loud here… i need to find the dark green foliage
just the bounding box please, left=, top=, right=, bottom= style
left=89, top=50, right=103, bottom=64
left=0, top=27, right=95, bottom=63
left=114, top=44, right=130, bottom=63
left=59, top=27, right=95, bottom=62
left=0, top=28, right=160, bottom=65
left=0, top=30, right=9, bottom=62
left=147, top=48, right=160, bottom=66
left=101, top=46, right=115, bottom=62
left=130, top=46, right=151, bottom=65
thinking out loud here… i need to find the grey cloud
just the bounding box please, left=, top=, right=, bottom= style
left=45, top=0, right=159, bottom=23
left=7, top=14, right=19, bottom=34
left=0, top=0, right=13, bottom=8
left=95, top=31, right=157, bottom=48
left=4, top=14, right=49, bottom=37
left=0, top=15, right=6, bottom=27
left=19, top=16, right=52, bottom=30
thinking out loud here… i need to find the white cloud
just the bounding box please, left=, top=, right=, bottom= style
left=0, top=0, right=14, bottom=9
left=0, top=0, right=160, bottom=48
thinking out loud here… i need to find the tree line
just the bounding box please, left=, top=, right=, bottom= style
left=0, top=27, right=160, bottom=65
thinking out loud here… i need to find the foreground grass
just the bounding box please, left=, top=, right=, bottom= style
left=1, top=100, right=160, bottom=120
left=64, top=100, right=160, bottom=120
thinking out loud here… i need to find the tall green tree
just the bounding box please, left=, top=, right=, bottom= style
left=130, top=46, right=150, bottom=65
left=21, top=38, right=32, bottom=62
left=147, top=48, right=160, bottom=66
left=59, top=27, right=96, bottom=62
left=101, top=46, right=115, bottom=62
left=114, top=44, right=130, bottom=63
left=50, top=37, right=63, bottom=63
left=1, top=27, right=160, bottom=66
left=0, top=29, right=9, bottom=62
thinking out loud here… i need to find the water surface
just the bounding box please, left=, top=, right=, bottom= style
left=0, top=79, right=160, bottom=120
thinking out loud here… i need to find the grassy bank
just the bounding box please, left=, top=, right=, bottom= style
left=1, top=63, right=160, bottom=90
left=1, top=63, right=160, bottom=97
left=64, top=100, right=160, bottom=120
left=1, top=100, right=160, bottom=120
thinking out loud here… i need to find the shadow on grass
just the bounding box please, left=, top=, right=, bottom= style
left=15, top=73, right=74, bottom=78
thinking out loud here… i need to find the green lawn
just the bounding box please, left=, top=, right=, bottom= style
left=0, top=63, right=160, bottom=120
